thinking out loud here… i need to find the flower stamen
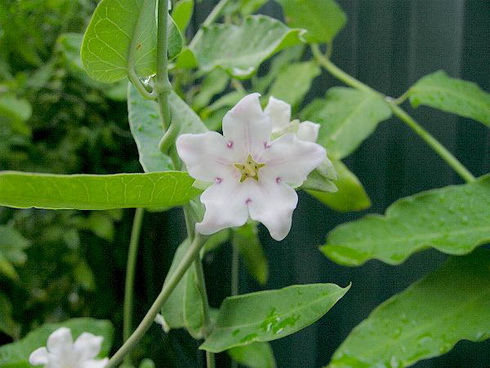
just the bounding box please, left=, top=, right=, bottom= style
left=234, top=154, right=266, bottom=183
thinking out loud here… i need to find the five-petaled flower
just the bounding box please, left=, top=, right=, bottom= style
left=177, top=93, right=326, bottom=241
left=29, top=327, right=108, bottom=368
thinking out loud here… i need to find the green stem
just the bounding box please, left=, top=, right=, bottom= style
left=123, top=208, right=145, bottom=367
left=105, top=234, right=208, bottom=368
left=311, top=43, right=475, bottom=183
left=189, top=0, right=231, bottom=48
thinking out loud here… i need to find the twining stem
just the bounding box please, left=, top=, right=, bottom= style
left=123, top=208, right=145, bottom=367
left=311, top=44, right=476, bottom=183
left=189, top=0, right=231, bottom=48
left=105, top=234, right=208, bottom=368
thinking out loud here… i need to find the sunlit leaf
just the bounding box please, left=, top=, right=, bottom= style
left=0, top=171, right=200, bottom=210
left=321, top=175, right=490, bottom=266
left=408, top=70, right=490, bottom=127
left=301, top=88, right=392, bottom=159
left=327, top=250, right=490, bottom=368
left=192, top=15, right=305, bottom=79
left=200, top=283, right=349, bottom=352
left=228, top=342, right=276, bottom=368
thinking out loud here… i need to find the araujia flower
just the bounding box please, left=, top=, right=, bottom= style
left=177, top=93, right=326, bottom=241
left=29, top=327, right=108, bottom=368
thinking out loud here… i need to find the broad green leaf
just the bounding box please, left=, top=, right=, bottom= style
left=408, top=70, right=490, bottom=127
left=268, top=61, right=321, bottom=108
left=232, top=223, right=269, bottom=285
left=0, top=171, right=200, bottom=210
left=321, top=175, right=490, bottom=266
left=228, top=342, right=276, bottom=368
left=172, top=0, right=194, bottom=33
left=81, top=0, right=182, bottom=83
left=301, top=88, right=392, bottom=159
left=0, top=318, right=113, bottom=368
left=307, top=160, right=370, bottom=212
left=327, top=249, right=490, bottom=368
left=274, top=0, right=347, bottom=43
left=192, top=15, right=305, bottom=79
left=200, top=283, right=349, bottom=352
left=0, top=226, right=30, bottom=280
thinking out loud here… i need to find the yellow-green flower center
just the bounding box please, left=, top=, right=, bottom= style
left=234, top=154, right=266, bottom=183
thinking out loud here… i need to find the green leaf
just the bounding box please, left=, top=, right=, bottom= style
left=169, top=92, right=208, bottom=134
left=192, top=68, right=230, bottom=111
left=232, top=223, right=269, bottom=285
left=228, top=342, right=277, bottom=368
left=238, top=0, right=268, bottom=15
left=172, top=0, right=194, bottom=33
left=0, top=293, right=17, bottom=338
left=268, top=61, right=321, bottom=108
left=0, top=95, right=32, bottom=122
left=274, top=0, right=347, bottom=43
left=321, top=175, right=490, bottom=266
left=301, top=88, right=392, bottom=159
left=200, top=283, right=350, bottom=352
left=408, top=70, right=490, bottom=127
left=307, top=160, right=370, bottom=213
left=0, top=226, right=30, bottom=281
left=192, top=15, right=305, bottom=79
left=0, top=318, right=114, bottom=368
left=0, top=171, right=200, bottom=210
left=327, top=249, right=490, bottom=368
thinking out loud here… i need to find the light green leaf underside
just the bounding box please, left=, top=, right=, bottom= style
left=200, top=283, right=349, bottom=353
left=307, top=160, right=371, bottom=212
left=274, top=0, right=347, bottom=43
left=301, top=87, right=392, bottom=159
left=408, top=70, right=490, bottom=126
left=327, top=249, right=490, bottom=368
left=228, top=342, right=277, bottom=368
left=0, top=171, right=200, bottom=210
left=321, top=175, right=490, bottom=266
left=192, top=15, right=305, bottom=79
left=0, top=318, right=113, bottom=368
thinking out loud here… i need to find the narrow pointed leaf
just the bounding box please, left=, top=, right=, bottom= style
left=327, top=250, right=490, bottom=368
left=274, top=0, right=347, bottom=43
left=301, top=88, right=392, bottom=159
left=228, top=342, right=276, bottom=368
left=0, top=171, right=200, bottom=210
left=321, top=175, right=490, bottom=266
left=200, top=283, right=350, bottom=353
left=192, top=15, right=305, bottom=79
left=408, top=70, right=490, bottom=126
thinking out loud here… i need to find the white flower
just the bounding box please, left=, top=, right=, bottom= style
left=29, top=327, right=108, bottom=368
left=176, top=93, right=326, bottom=241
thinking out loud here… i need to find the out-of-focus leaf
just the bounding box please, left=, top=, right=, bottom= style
left=0, top=226, right=30, bottom=280
left=0, top=318, right=114, bottom=368
left=408, top=70, right=490, bottom=127
left=200, top=283, right=349, bottom=352
left=193, top=69, right=230, bottom=111
left=86, top=212, right=115, bottom=241
left=0, top=293, right=17, bottom=338
left=232, top=223, right=269, bottom=285
left=204, top=229, right=231, bottom=254
left=0, top=95, right=32, bottom=122
left=172, top=0, right=194, bottom=33
left=0, top=171, right=200, bottom=210
left=238, top=0, right=268, bottom=15
left=327, top=250, right=490, bottom=368
left=274, top=0, right=347, bottom=43
left=228, top=342, right=276, bottom=368
left=73, top=260, right=96, bottom=291
left=192, top=15, right=305, bottom=79
left=169, top=92, right=208, bottom=134
left=321, top=175, right=490, bottom=266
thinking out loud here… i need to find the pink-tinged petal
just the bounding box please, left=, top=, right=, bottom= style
left=74, top=333, right=103, bottom=361
left=297, top=121, right=320, bottom=142
left=176, top=132, right=239, bottom=182
left=196, top=181, right=250, bottom=235
left=81, top=358, right=109, bottom=368
left=265, top=96, right=291, bottom=131
left=222, top=93, right=271, bottom=157
left=247, top=180, right=298, bottom=241
left=29, top=347, right=50, bottom=366
left=46, top=327, right=73, bottom=358
left=260, top=134, right=326, bottom=185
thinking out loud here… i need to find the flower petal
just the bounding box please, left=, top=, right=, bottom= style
left=222, top=93, right=271, bottom=157
left=196, top=180, right=250, bottom=235
left=74, top=333, right=103, bottom=361
left=247, top=180, right=298, bottom=241
left=297, top=121, right=320, bottom=142
left=260, top=134, right=326, bottom=186
left=177, top=132, right=238, bottom=182
left=81, top=358, right=109, bottom=368
left=46, top=327, right=73, bottom=358
left=29, top=347, right=50, bottom=366
left=265, top=96, right=291, bottom=131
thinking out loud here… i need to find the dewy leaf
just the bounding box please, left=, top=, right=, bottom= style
left=192, top=15, right=305, bottom=79
left=327, top=249, right=490, bottom=368
left=321, top=175, right=490, bottom=266
left=200, top=283, right=349, bottom=353
left=301, top=88, right=392, bottom=160
left=0, top=318, right=113, bottom=368
left=228, top=342, right=277, bottom=368
left=0, top=171, right=200, bottom=210
left=274, top=0, right=347, bottom=43
left=307, top=160, right=371, bottom=213
left=0, top=226, right=30, bottom=280
left=408, top=70, right=490, bottom=127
